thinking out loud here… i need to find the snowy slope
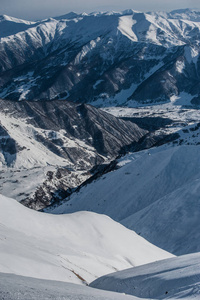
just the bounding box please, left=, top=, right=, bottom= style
left=48, top=144, right=200, bottom=255
left=0, top=273, right=142, bottom=300
left=0, top=194, right=173, bottom=285
left=91, top=252, right=200, bottom=299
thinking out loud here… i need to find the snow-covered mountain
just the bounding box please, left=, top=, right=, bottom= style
left=1, top=8, right=200, bottom=300
left=0, top=99, right=147, bottom=209
left=0, top=15, right=36, bottom=38
left=1, top=9, right=200, bottom=105
left=0, top=194, right=172, bottom=285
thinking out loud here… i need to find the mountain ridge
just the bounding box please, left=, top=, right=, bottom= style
left=1, top=9, right=200, bottom=105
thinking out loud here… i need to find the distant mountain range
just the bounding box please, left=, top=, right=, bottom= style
left=1, top=9, right=200, bottom=106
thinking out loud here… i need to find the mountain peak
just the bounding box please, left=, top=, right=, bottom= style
left=122, top=9, right=140, bottom=15
left=54, top=11, right=88, bottom=20
left=0, top=14, right=34, bottom=24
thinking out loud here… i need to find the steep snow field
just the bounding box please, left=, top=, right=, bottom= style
left=0, top=272, right=142, bottom=300
left=0, top=195, right=172, bottom=285
left=91, top=252, right=200, bottom=299
left=49, top=144, right=200, bottom=255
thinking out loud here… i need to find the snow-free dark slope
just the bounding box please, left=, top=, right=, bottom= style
left=0, top=99, right=146, bottom=209
left=90, top=252, right=200, bottom=299
left=1, top=9, right=200, bottom=105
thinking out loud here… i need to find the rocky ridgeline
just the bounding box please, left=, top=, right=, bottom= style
left=0, top=9, right=200, bottom=105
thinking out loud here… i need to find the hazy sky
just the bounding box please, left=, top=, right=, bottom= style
left=1, top=0, right=200, bottom=21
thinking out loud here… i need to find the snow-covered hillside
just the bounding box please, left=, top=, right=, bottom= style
left=91, top=252, right=200, bottom=299
left=1, top=9, right=200, bottom=105
left=0, top=194, right=172, bottom=285
left=48, top=143, right=200, bottom=255
left=0, top=272, right=142, bottom=300
left=2, top=253, right=200, bottom=299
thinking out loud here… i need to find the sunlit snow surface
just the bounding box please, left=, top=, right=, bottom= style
left=0, top=195, right=172, bottom=285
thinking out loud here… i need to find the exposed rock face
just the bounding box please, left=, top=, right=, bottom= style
left=1, top=9, right=200, bottom=105
left=0, top=125, right=17, bottom=166
left=0, top=99, right=146, bottom=209
left=0, top=99, right=145, bottom=157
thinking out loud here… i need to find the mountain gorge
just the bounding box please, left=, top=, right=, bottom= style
left=1, top=9, right=200, bottom=105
